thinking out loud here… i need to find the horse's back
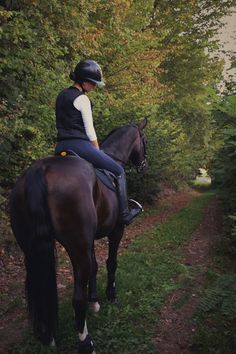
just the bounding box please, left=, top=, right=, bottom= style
left=42, top=157, right=98, bottom=238
left=11, top=156, right=118, bottom=245
left=42, top=156, right=96, bottom=194
left=11, top=156, right=97, bottom=236
left=13, top=156, right=96, bottom=204
left=44, top=157, right=119, bottom=237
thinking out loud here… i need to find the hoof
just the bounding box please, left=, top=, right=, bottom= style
left=78, top=334, right=95, bottom=354
left=108, top=296, right=117, bottom=304
left=89, top=301, right=100, bottom=313
left=106, top=287, right=117, bottom=302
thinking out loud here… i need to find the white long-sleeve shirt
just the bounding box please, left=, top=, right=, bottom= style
left=73, top=94, right=97, bottom=141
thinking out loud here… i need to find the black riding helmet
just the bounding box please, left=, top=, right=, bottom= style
left=70, top=59, right=105, bottom=86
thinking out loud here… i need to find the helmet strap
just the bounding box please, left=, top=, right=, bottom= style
left=74, top=82, right=86, bottom=93
left=81, top=82, right=87, bottom=93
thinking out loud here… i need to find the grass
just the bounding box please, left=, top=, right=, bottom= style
left=13, top=193, right=213, bottom=354
left=192, top=251, right=236, bottom=353
left=189, top=179, right=212, bottom=192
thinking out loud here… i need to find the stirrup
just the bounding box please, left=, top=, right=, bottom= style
left=122, top=207, right=142, bottom=226
left=129, top=198, right=144, bottom=212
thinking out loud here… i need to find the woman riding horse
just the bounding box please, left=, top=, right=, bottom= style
left=55, top=59, right=142, bottom=225
left=10, top=60, right=148, bottom=354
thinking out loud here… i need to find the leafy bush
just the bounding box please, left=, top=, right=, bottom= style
left=0, top=0, right=233, bottom=193
left=211, top=124, right=236, bottom=253
left=193, top=274, right=236, bottom=354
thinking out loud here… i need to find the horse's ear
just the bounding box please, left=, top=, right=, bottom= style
left=138, top=117, right=148, bottom=130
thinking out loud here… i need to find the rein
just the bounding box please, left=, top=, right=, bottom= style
left=106, top=153, right=126, bottom=166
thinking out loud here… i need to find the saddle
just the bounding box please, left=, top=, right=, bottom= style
left=57, top=150, right=116, bottom=192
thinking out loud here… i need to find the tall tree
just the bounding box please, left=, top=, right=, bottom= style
left=0, top=0, right=235, bottom=189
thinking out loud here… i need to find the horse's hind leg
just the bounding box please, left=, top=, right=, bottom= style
left=67, top=232, right=95, bottom=354
left=88, top=244, right=100, bottom=313
left=106, top=224, right=124, bottom=302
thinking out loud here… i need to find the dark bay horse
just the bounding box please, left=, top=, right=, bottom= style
left=10, top=118, right=148, bottom=353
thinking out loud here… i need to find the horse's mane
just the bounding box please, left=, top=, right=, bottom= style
left=101, top=123, right=137, bottom=147
left=101, top=127, right=120, bottom=143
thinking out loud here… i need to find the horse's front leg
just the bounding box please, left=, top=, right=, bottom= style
left=88, top=244, right=100, bottom=313
left=106, top=224, right=124, bottom=302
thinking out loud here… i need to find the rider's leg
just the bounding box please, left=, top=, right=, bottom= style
left=55, top=139, right=123, bottom=175
left=116, top=172, right=142, bottom=225
left=55, top=139, right=142, bottom=224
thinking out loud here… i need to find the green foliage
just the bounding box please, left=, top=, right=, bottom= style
left=0, top=0, right=234, bottom=193
left=197, top=71, right=236, bottom=351
left=210, top=93, right=236, bottom=253
left=193, top=272, right=236, bottom=353
left=197, top=274, right=236, bottom=319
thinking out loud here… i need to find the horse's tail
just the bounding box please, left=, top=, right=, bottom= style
left=24, top=164, right=58, bottom=344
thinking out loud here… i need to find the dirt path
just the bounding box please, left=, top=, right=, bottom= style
left=94, top=189, right=199, bottom=268
left=154, top=198, right=222, bottom=354
left=0, top=189, right=198, bottom=353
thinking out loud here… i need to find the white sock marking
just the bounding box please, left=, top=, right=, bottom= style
left=79, top=320, right=88, bottom=341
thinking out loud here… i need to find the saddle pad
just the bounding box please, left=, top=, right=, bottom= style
left=95, top=169, right=116, bottom=192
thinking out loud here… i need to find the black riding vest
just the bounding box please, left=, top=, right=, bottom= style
left=56, top=86, right=89, bottom=141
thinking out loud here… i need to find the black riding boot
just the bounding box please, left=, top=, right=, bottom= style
left=116, top=174, right=143, bottom=225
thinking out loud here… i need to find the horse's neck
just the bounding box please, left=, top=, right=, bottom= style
left=101, top=127, right=137, bottom=165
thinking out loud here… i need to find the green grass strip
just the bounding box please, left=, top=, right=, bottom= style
left=15, top=193, right=214, bottom=354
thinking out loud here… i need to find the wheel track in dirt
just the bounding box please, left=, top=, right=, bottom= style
left=154, top=197, right=222, bottom=354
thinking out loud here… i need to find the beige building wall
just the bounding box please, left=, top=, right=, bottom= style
left=216, top=9, right=236, bottom=83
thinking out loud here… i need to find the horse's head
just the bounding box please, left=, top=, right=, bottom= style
left=129, top=118, right=148, bottom=174
left=101, top=118, right=148, bottom=172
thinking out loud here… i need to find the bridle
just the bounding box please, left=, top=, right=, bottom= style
left=136, top=128, right=147, bottom=173
left=127, top=123, right=147, bottom=173
left=106, top=124, right=147, bottom=172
